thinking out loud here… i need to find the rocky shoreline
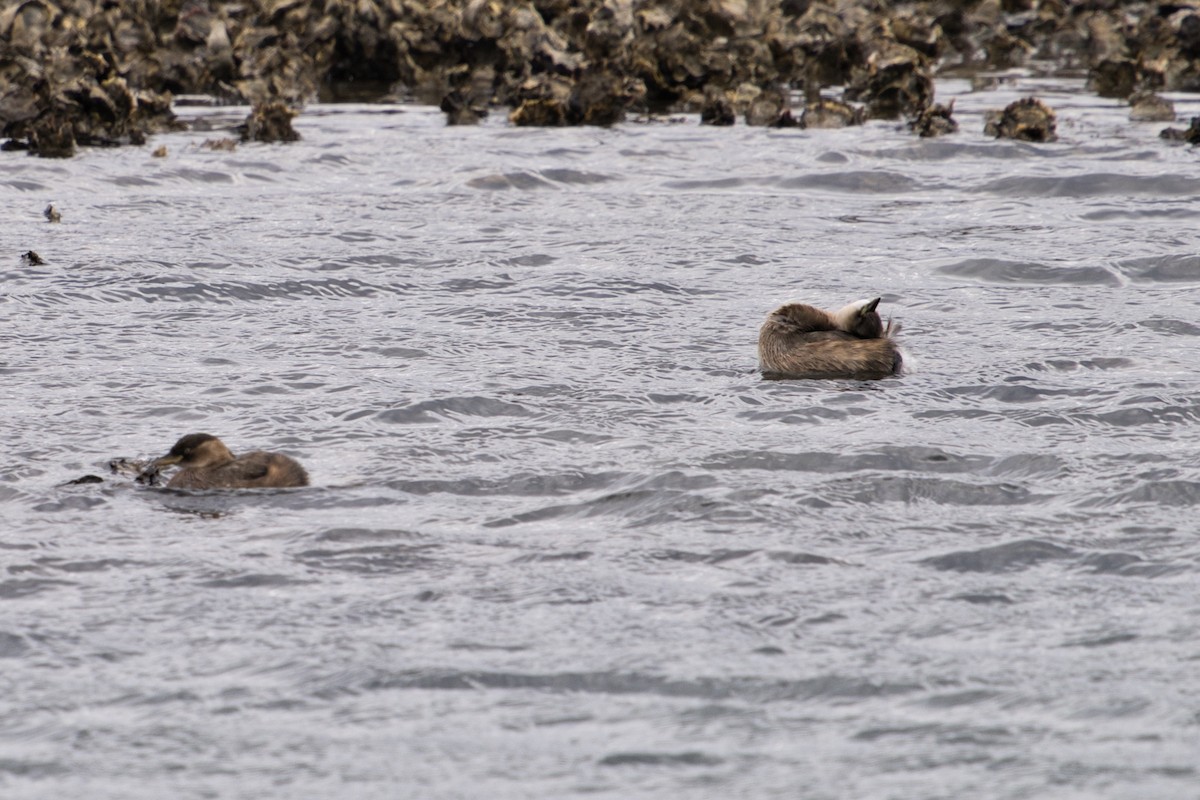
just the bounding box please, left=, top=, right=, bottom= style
left=2, top=0, right=1199, bottom=156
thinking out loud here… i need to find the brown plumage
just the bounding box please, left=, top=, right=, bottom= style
left=151, top=433, right=309, bottom=490
left=758, top=297, right=903, bottom=380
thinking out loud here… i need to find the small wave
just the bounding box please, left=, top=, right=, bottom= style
left=353, top=669, right=922, bottom=703
left=921, top=539, right=1074, bottom=572
left=466, top=171, right=557, bottom=190
left=599, top=751, right=722, bottom=767
left=976, top=173, right=1200, bottom=197
left=937, top=258, right=1120, bottom=286
left=294, top=543, right=440, bottom=575
left=197, top=573, right=312, bottom=588
left=374, top=396, right=535, bottom=424
left=1116, top=254, right=1200, bottom=284
left=1139, top=319, right=1200, bottom=336
left=777, top=170, right=918, bottom=193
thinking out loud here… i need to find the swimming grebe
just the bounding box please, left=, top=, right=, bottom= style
left=758, top=297, right=902, bottom=380
left=150, top=433, right=309, bottom=489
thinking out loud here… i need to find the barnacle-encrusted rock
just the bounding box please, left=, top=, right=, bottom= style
left=238, top=100, right=300, bottom=143
left=985, top=97, right=1058, bottom=142
left=909, top=100, right=958, bottom=137
left=7, top=0, right=1200, bottom=152
left=802, top=96, right=865, bottom=128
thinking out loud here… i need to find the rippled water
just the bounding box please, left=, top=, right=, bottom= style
left=4, top=77, right=1200, bottom=798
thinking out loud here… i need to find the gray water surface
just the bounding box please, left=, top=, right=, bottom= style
left=4, top=78, right=1200, bottom=799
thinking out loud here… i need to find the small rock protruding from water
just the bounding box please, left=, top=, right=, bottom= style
left=743, top=85, right=792, bottom=127
left=802, top=97, right=865, bottom=129
left=201, top=137, right=238, bottom=151
left=984, top=97, right=1057, bottom=142
left=567, top=67, right=645, bottom=127
left=1128, top=91, right=1175, bottom=122
left=700, top=89, right=736, bottom=126
left=908, top=101, right=958, bottom=137
left=44, top=203, right=61, bottom=223
left=152, top=145, right=168, bottom=157
left=238, top=100, right=300, bottom=143
left=62, top=474, right=104, bottom=486
left=847, top=40, right=934, bottom=120
left=1160, top=116, right=1200, bottom=144
left=22, top=250, right=46, bottom=266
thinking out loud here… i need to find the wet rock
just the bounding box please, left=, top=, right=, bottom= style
left=984, top=97, right=1058, bottom=142
left=152, top=145, right=168, bottom=157
left=742, top=84, right=792, bottom=126
left=700, top=87, right=736, bottom=126
left=801, top=97, right=865, bottom=129
left=22, top=250, right=45, bottom=266
left=62, top=474, right=104, bottom=486
left=237, top=100, right=300, bottom=143
left=768, top=108, right=804, bottom=128
left=567, top=66, right=645, bottom=126
left=1160, top=116, right=1200, bottom=144
left=1090, top=58, right=1139, bottom=99
left=44, top=203, right=60, bottom=223
left=440, top=63, right=493, bottom=125
left=508, top=74, right=572, bottom=126
left=908, top=100, right=958, bottom=137
left=6, top=0, right=1200, bottom=148
left=846, top=39, right=934, bottom=119
left=441, top=89, right=488, bottom=125
left=1129, top=90, right=1175, bottom=122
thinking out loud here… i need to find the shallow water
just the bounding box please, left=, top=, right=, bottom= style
left=4, top=77, right=1200, bottom=799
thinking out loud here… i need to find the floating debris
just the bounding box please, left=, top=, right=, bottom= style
left=201, top=138, right=238, bottom=152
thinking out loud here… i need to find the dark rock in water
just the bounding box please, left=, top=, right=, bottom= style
left=700, top=89, right=736, bottom=126
left=238, top=100, right=300, bottom=143
left=1180, top=13, right=1200, bottom=60
left=441, top=90, right=487, bottom=126
left=769, top=108, right=804, bottom=128
left=846, top=40, right=933, bottom=119
left=6, top=0, right=1200, bottom=146
left=22, top=251, right=46, bottom=266
left=567, top=67, right=645, bottom=127
left=802, top=97, right=865, bottom=129
left=743, top=85, right=791, bottom=127
left=909, top=100, right=958, bottom=137
left=63, top=475, right=104, bottom=486
left=985, top=97, right=1057, bottom=142
left=508, top=75, right=572, bottom=126
left=1160, top=116, right=1200, bottom=144
left=1090, top=58, right=1138, bottom=99
left=1128, top=91, right=1174, bottom=122
left=44, top=203, right=61, bottom=223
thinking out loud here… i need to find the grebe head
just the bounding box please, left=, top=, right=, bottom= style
left=151, top=433, right=235, bottom=469
left=831, top=297, right=885, bottom=339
